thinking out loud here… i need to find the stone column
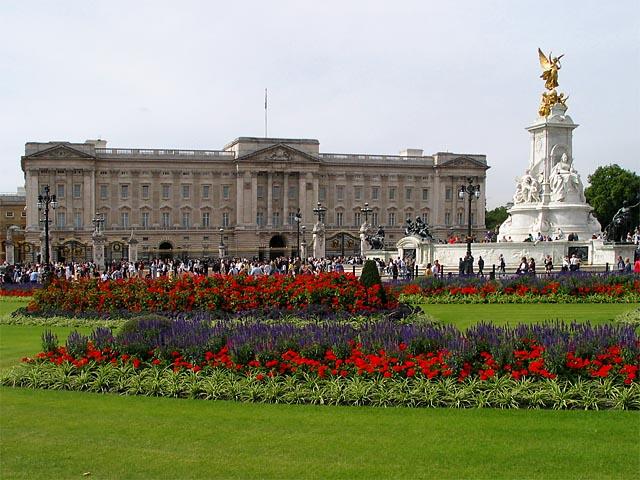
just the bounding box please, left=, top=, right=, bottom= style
left=251, top=174, right=258, bottom=227
left=283, top=174, right=289, bottom=225
left=312, top=222, right=325, bottom=259
left=128, top=236, right=139, bottom=263
left=235, top=171, right=245, bottom=226
left=92, top=233, right=106, bottom=271
left=266, top=173, right=273, bottom=226
left=298, top=174, right=305, bottom=218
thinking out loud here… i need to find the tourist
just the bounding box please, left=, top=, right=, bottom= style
left=616, top=255, right=625, bottom=272
left=569, top=254, right=580, bottom=272
left=424, top=263, right=433, bottom=277
left=634, top=257, right=640, bottom=273
left=544, top=255, right=553, bottom=273
left=517, top=256, right=528, bottom=274
left=623, top=258, right=632, bottom=273
left=458, top=258, right=464, bottom=275
left=477, top=256, right=485, bottom=275
left=528, top=257, right=536, bottom=274
left=432, top=260, right=442, bottom=276
left=498, top=254, right=506, bottom=273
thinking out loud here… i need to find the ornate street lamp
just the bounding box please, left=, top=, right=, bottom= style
left=313, top=202, right=327, bottom=223
left=37, top=185, right=57, bottom=284
left=294, top=208, right=302, bottom=258
left=360, top=202, right=372, bottom=224
left=458, top=177, right=481, bottom=258
left=218, top=227, right=225, bottom=247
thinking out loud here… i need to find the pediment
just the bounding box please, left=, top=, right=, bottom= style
left=25, top=144, right=96, bottom=159
left=236, top=143, right=319, bottom=164
left=439, top=156, right=488, bottom=169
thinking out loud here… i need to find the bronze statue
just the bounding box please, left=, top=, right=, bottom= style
left=538, top=48, right=563, bottom=91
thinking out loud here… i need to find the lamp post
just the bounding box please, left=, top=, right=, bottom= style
left=294, top=208, right=302, bottom=258
left=458, top=177, right=481, bottom=258
left=37, top=185, right=57, bottom=284
left=360, top=202, right=372, bottom=224
left=313, top=202, right=327, bottom=223
left=300, top=225, right=307, bottom=262
left=218, top=227, right=225, bottom=259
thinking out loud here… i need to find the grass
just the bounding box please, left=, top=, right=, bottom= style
left=422, top=303, right=639, bottom=329
left=0, top=298, right=639, bottom=478
left=1, top=387, right=638, bottom=480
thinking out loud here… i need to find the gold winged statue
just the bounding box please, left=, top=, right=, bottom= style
left=538, top=48, right=563, bottom=90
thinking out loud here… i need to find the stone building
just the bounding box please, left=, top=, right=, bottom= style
left=0, top=190, right=26, bottom=264
left=19, top=137, right=488, bottom=264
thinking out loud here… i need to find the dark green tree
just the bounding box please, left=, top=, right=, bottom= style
left=485, top=206, right=509, bottom=231
left=584, top=165, right=640, bottom=229
left=359, top=260, right=387, bottom=305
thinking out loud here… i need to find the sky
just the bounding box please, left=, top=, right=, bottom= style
left=0, top=0, right=638, bottom=209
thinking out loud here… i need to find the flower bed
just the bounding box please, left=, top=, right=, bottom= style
left=25, top=273, right=398, bottom=315
left=21, top=319, right=639, bottom=385
left=398, top=274, right=640, bottom=304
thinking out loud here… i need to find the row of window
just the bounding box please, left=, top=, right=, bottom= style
left=53, top=184, right=471, bottom=205
left=318, top=186, right=430, bottom=203
left=97, top=184, right=232, bottom=201
left=4, top=211, right=26, bottom=218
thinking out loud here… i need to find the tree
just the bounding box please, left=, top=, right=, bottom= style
left=359, top=259, right=387, bottom=304
left=485, top=206, right=509, bottom=231
left=584, top=165, right=640, bottom=229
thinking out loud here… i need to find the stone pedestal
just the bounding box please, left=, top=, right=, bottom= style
left=499, top=104, right=601, bottom=241
left=128, top=238, right=138, bottom=263
left=92, top=233, right=106, bottom=271
left=218, top=244, right=227, bottom=259
left=5, top=240, right=14, bottom=265
left=300, top=240, right=307, bottom=260
left=359, top=223, right=371, bottom=257
left=312, top=222, right=325, bottom=259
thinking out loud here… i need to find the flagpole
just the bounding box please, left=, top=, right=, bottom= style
left=264, top=88, right=268, bottom=138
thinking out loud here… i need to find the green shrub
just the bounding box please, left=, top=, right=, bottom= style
left=360, top=260, right=387, bottom=304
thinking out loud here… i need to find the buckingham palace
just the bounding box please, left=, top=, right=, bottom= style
left=18, top=136, right=488, bottom=263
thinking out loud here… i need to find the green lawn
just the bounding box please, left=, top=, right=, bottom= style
left=1, top=387, right=638, bottom=480
left=1, top=300, right=639, bottom=478
left=422, top=303, right=639, bottom=329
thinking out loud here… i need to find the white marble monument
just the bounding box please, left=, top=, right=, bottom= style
left=498, top=50, right=601, bottom=242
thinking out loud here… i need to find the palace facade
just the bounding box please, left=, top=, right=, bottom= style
left=19, top=136, right=488, bottom=263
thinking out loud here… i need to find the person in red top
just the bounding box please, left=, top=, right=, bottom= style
left=634, top=258, right=640, bottom=273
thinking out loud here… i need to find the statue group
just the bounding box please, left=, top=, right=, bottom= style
left=365, top=225, right=386, bottom=250
left=404, top=217, right=434, bottom=241
left=605, top=199, right=640, bottom=243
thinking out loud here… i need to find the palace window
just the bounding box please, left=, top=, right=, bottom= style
left=287, top=211, right=296, bottom=225
left=100, top=185, right=108, bottom=200
left=161, top=212, right=170, bottom=228
left=182, top=185, right=190, bottom=200
left=405, top=187, right=412, bottom=201
left=257, top=211, right=265, bottom=227
left=121, top=211, right=130, bottom=228
left=222, top=185, right=230, bottom=200
left=354, top=212, right=361, bottom=226
left=162, top=185, right=171, bottom=200
left=74, top=212, right=83, bottom=229
left=56, top=212, right=66, bottom=228
left=272, top=211, right=280, bottom=226
left=445, top=187, right=452, bottom=201
left=388, top=212, right=396, bottom=226
left=388, top=187, right=396, bottom=200
left=272, top=185, right=281, bottom=200
left=372, top=212, right=379, bottom=226
left=201, top=211, right=210, bottom=228
left=288, top=185, right=296, bottom=199
left=182, top=212, right=190, bottom=228
left=5, top=211, right=14, bottom=218
left=141, top=185, right=150, bottom=200
left=422, top=188, right=429, bottom=201
left=336, top=186, right=345, bottom=202
left=202, top=185, right=210, bottom=199
left=372, top=187, right=379, bottom=201
left=57, top=184, right=65, bottom=198
left=354, top=186, right=362, bottom=201
left=319, top=186, right=326, bottom=202
left=222, top=212, right=230, bottom=227
left=121, top=185, right=129, bottom=200
left=445, top=212, right=451, bottom=226
left=73, top=184, right=82, bottom=199
left=142, top=212, right=150, bottom=228
left=457, top=211, right=464, bottom=225
left=336, top=211, right=344, bottom=226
